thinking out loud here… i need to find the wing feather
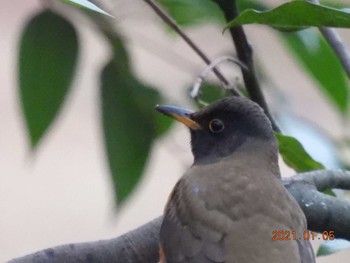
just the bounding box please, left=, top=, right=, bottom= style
left=297, top=239, right=316, bottom=263
left=160, top=179, right=226, bottom=263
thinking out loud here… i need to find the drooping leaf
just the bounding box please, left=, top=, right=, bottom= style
left=101, top=41, right=171, bottom=204
left=19, top=10, right=78, bottom=147
left=61, top=0, right=113, bottom=17
left=276, top=133, right=325, bottom=173
left=225, top=1, right=350, bottom=30
left=281, top=29, right=349, bottom=113
left=317, top=239, right=350, bottom=256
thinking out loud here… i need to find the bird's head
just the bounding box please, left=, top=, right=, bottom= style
left=156, top=96, right=277, bottom=164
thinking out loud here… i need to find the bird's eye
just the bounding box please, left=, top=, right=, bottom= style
left=209, top=119, right=224, bottom=133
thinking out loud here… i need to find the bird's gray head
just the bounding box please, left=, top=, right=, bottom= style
left=156, top=96, right=277, bottom=164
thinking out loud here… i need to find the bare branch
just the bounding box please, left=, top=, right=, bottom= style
left=284, top=171, right=350, bottom=240
left=9, top=170, right=350, bottom=263
left=285, top=169, right=350, bottom=191
left=308, top=0, right=350, bottom=79
left=8, top=218, right=162, bottom=263
left=212, top=0, right=280, bottom=132
left=142, top=0, right=245, bottom=96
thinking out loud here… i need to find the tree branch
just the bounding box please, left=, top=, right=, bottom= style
left=212, top=0, right=280, bottom=132
left=142, top=0, right=245, bottom=96
left=9, top=170, right=350, bottom=263
left=285, top=169, right=350, bottom=191
left=308, top=0, right=350, bottom=79
left=284, top=170, right=350, bottom=240
left=8, top=217, right=162, bottom=263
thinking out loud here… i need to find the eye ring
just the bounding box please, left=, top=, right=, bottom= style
left=209, top=119, right=224, bottom=133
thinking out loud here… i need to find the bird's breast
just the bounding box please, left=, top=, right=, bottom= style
left=181, top=157, right=306, bottom=235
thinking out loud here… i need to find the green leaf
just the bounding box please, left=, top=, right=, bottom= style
left=317, top=239, right=350, bottom=256
left=157, top=0, right=264, bottom=27
left=225, top=1, right=350, bottom=30
left=101, top=47, right=169, bottom=204
left=322, top=188, right=336, bottom=197
left=61, top=0, right=113, bottom=17
left=155, top=113, right=173, bottom=137
left=19, top=10, right=78, bottom=147
left=236, top=0, right=267, bottom=13
left=281, top=29, right=349, bottom=112
left=276, top=133, right=325, bottom=173
left=158, top=0, right=223, bottom=27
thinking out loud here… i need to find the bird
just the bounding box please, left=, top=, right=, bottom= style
left=155, top=96, right=315, bottom=263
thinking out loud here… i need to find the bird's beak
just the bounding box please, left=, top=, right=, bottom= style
left=155, top=105, right=202, bottom=130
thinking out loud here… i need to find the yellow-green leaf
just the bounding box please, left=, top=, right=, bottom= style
left=276, top=133, right=325, bottom=173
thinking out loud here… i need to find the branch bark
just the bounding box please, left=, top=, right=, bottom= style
left=8, top=170, right=350, bottom=263
left=8, top=218, right=162, bottom=263
left=212, top=0, right=280, bottom=132
left=284, top=170, right=350, bottom=240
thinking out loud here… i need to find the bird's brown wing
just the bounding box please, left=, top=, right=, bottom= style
left=159, top=179, right=226, bottom=263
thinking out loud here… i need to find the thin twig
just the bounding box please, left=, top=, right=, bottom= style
left=142, top=0, right=243, bottom=96
left=212, top=0, right=280, bottom=132
left=308, top=0, right=350, bottom=79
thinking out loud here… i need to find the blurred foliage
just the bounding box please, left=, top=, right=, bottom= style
left=19, top=10, right=78, bottom=147
left=100, top=31, right=172, bottom=205
left=158, top=0, right=266, bottom=27
left=101, top=55, right=162, bottom=205
left=191, top=83, right=232, bottom=107
left=225, top=1, right=350, bottom=30
left=317, top=239, right=350, bottom=257
left=157, top=0, right=224, bottom=26
left=281, top=29, right=349, bottom=113
left=17, top=1, right=350, bottom=248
